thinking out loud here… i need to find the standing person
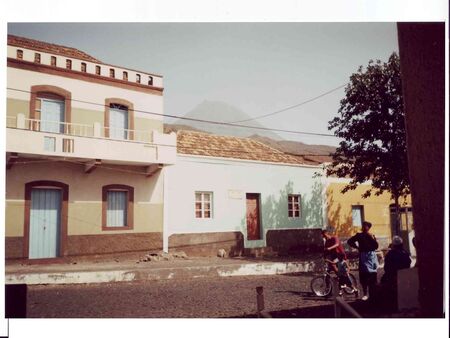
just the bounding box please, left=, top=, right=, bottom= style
left=381, top=236, right=411, bottom=284
left=380, top=236, right=411, bottom=311
left=322, top=229, right=346, bottom=273
left=347, top=221, right=379, bottom=301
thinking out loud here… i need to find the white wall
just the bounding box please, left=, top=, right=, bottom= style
left=165, top=155, right=324, bottom=248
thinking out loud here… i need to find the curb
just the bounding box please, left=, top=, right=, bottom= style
left=5, top=260, right=318, bottom=285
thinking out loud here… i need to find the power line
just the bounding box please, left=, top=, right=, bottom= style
left=7, top=87, right=337, bottom=138
left=231, top=83, right=348, bottom=123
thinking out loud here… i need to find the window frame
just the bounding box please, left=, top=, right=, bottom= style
left=34, top=53, right=41, bottom=63
left=17, top=49, right=23, bottom=59
left=195, top=191, right=213, bottom=219
left=51, top=56, right=57, bottom=67
left=102, top=184, right=134, bottom=231
left=29, top=85, right=72, bottom=134
left=288, top=194, right=301, bottom=218
left=81, top=62, right=87, bottom=72
left=351, top=205, right=365, bottom=227
left=66, top=59, right=72, bottom=70
left=104, top=98, right=135, bottom=140
left=95, top=65, right=101, bottom=75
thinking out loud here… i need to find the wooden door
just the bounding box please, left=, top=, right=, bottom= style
left=246, top=193, right=261, bottom=240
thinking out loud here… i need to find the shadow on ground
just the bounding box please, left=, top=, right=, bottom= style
left=230, top=300, right=421, bottom=318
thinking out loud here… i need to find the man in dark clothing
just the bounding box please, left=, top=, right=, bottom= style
left=381, top=236, right=411, bottom=283
left=380, top=236, right=411, bottom=311
left=347, top=221, right=379, bottom=300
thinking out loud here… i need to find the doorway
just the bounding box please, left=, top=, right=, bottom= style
left=246, top=193, right=261, bottom=240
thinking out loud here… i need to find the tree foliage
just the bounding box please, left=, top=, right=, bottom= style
left=327, top=52, right=410, bottom=201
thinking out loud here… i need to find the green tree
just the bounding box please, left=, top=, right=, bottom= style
left=326, top=52, right=410, bottom=235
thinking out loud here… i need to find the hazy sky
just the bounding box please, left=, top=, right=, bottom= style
left=8, top=23, right=399, bottom=146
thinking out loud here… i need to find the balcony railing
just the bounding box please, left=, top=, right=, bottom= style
left=7, top=114, right=153, bottom=143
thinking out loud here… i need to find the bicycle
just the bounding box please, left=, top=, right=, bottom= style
left=310, top=259, right=358, bottom=297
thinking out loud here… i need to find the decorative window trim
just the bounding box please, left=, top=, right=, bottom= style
left=102, top=184, right=134, bottom=231
left=104, top=98, right=135, bottom=140
left=23, top=180, right=69, bottom=258
left=29, top=85, right=72, bottom=132
left=288, top=194, right=301, bottom=218
left=195, top=191, right=213, bottom=219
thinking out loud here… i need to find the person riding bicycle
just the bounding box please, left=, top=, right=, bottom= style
left=322, top=229, right=346, bottom=273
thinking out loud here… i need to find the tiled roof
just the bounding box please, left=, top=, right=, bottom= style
left=8, top=35, right=100, bottom=63
left=177, top=130, right=311, bottom=165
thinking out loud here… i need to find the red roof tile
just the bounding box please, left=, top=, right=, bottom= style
left=177, top=130, right=312, bottom=165
left=8, top=35, right=100, bottom=63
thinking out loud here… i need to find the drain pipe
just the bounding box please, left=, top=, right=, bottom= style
left=162, top=165, right=169, bottom=253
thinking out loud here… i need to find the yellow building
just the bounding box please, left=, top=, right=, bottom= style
left=325, top=178, right=414, bottom=254
left=6, top=35, right=177, bottom=260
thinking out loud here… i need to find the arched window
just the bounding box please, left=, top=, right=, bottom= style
left=104, top=98, right=135, bottom=140
left=136, top=74, right=141, bottom=84
left=30, top=85, right=71, bottom=134
left=66, top=59, right=72, bottom=70
left=109, top=68, right=115, bottom=78
left=95, top=65, right=101, bottom=75
left=81, top=62, right=87, bottom=72
left=123, top=71, right=128, bottom=81
left=17, top=49, right=23, bottom=59
left=51, top=56, right=57, bottom=67
left=148, top=76, right=153, bottom=86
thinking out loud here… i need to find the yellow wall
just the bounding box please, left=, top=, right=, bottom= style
left=7, top=98, right=30, bottom=119
left=326, top=182, right=411, bottom=240
left=6, top=98, right=163, bottom=133
left=5, top=161, right=164, bottom=237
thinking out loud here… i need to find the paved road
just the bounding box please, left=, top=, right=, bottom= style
left=27, top=273, right=358, bottom=318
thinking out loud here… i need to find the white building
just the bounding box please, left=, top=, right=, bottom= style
left=164, top=131, right=325, bottom=256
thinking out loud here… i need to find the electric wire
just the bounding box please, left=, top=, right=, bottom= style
left=7, top=87, right=337, bottom=138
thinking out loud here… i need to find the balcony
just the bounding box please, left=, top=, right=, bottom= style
left=6, top=114, right=177, bottom=167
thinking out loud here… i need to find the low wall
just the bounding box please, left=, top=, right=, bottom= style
left=168, top=231, right=244, bottom=257
left=5, top=232, right=162, bottom=259
left=266, top=228, right=323, bottom=255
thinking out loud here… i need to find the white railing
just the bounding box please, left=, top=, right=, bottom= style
left=7, top=115, right=153, bottom=144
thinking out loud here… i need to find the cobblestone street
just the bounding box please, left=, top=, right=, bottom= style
left=27, top=273, right=351, bottom=318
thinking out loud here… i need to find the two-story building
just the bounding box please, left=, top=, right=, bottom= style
left=5, top=35, right=176, bottom=260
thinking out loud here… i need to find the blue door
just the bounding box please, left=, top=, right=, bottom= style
left=40, top=99, right=65, bottom=133
left=109, top=106, right=128, bottom=139
left=29, top=188, right=62, bottom=259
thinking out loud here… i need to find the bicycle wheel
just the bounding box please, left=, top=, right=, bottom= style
left=344, top=273, right=358, bottom=295
left=310, top=275, right=332, bottom=297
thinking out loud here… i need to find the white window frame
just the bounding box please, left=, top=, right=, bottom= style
left=288, top=194, right=301, bottom=218
left=195, top=191, right=213, bottom=219
left=352, top=205, right=364, bottom=227
left=106, top=189, right=129, bottom=227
